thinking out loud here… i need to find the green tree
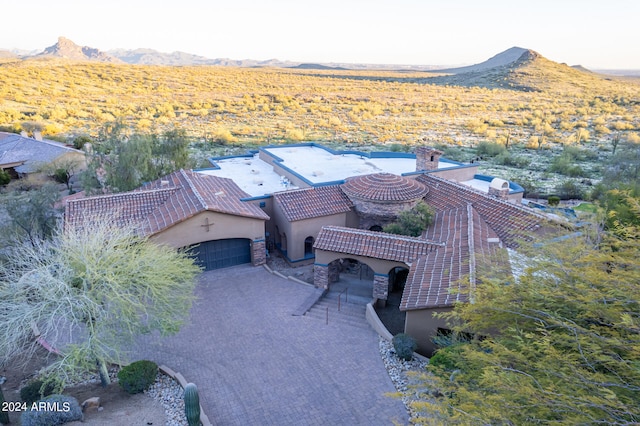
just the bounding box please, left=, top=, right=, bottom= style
left=0, top=216, right=201, bottom=387
left=82, top=124, right=193, bottom=193
left=3, top=185, right=61, bottom=247
left=384, top=201, right=434, bottom=237
left=411, top=221, right=640, bottom=424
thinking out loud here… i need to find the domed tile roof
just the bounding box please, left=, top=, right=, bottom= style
left=341, top=173, right=428, bottom=202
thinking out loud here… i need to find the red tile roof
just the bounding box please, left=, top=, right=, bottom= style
left=273, top=185, right=353, bottom=221
left=400, top=205, right=510, bottom=311
left=418, top=174, right=546, bottom=248
left=341, top=173, right=429, bottom=201
left=314, top=226, right=444, bottom=264
left=65, top=170, right=269, bottom=236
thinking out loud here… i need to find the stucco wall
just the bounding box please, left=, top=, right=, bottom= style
left=150, top=211, right=265, bottom=249
left=404, top=306, right=454, bottom=356
left=274, top=212, right=350, bottom=261
left=429, top=165, right=479, bottom=182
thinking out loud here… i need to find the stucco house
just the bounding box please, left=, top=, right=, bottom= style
left=65, top=169, right=269, bottom=269
left=0, top=132, right=86, bottom=178
left=64, top=143, right=556, bottom=355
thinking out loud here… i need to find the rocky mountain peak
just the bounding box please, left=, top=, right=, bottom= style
left=39, top=36, right=121, bottom=63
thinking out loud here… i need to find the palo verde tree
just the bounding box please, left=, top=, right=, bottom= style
left=0, top=216, right=202, bottom=387
left=411, top=216, right=640, bottom=424
left=82, top=123, right=193, bottom=194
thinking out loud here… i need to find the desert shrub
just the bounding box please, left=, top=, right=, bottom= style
left=73, top=135, right=92, bottom=150
left=556, top=181, right=584, bottom=200
left=0, top=168, right=10, bottom=186
left=20, top=394, right=83, bottom=426
left=428, top=345, right=465, bottom=371
left=392, top=333, right=417, bottom=361
left=494, top=151, right=531, bottom=168
left=434, top=144, right=467, bottom=162
left=548, top=154, right=585, bottom=177
left=117, top=360, right=158, bottom=394
left=475, top=141, right=506, bottom=157
left=548, top=195, right=561, bottom=206
left=20, top=378, right=62, bottom=405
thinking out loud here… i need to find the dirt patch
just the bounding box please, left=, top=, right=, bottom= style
left=1, top=350, right=166, bottom=426
left=65, top=383, right=166, bottom=426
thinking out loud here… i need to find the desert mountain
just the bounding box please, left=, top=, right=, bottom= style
left=36, top=37, right=121, bottom=63
left=428, top=48, right=612, bottom=92
left=436, top=46, right=529, bottom=74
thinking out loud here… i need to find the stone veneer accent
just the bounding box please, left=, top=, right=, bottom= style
left=314, top=263, right=329, bottom=289
left=373, top=274, right=389, bottom=301
left=251, top=239, right=266, bottom=266
left=488, top=186, right=509, bottom=199
left=415, top=146, right=443, bottom=171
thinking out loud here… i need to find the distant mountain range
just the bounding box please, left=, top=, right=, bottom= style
left=2, top=37, right=639, bottom=80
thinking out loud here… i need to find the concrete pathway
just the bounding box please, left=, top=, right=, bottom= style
left=133, top=265, right=408, bottom=425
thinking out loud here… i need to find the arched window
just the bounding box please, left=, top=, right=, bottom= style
left=369, top=225, right=383, bottom=232
left=304, top=236, right=314, bottom=256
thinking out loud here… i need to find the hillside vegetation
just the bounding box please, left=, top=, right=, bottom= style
left=1, top=53, right=639, bottom=196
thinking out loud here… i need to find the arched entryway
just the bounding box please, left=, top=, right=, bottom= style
left=323, top=258, right=376, bottom=304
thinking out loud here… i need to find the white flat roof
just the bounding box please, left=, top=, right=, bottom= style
left=198, top=153, right=297, bottom=197
left=198, top=144, right=463, bottom=197
left=461, top=178, right=492, bottom=192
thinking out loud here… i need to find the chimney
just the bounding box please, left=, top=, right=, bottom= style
left=33, top=131, right=43, bottom=141
left=415, top=146, right=443, bottom=171
left=488, top=178, right=510, bottom=199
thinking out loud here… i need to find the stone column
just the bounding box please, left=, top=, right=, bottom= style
left=251, top=239, right=266, bottom=266
left=373, top=274, right=389, bottom=306
left=314, top=263, right=329, bottom=289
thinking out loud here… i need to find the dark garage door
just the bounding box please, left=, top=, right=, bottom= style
left=189, top=238, right=251, bottom=270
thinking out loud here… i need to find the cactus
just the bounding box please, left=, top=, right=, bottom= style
left=184, top=383, right=201, bottom=426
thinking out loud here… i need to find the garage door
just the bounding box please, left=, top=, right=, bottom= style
left=189, top=238, right=251, bottom=270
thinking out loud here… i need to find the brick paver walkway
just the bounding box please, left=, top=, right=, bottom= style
left=133, top=265, right=409, bottom=425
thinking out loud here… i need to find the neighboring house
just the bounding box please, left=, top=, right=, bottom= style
left=64, top=143, right=560, bottom=355
left=0, top=132, right=86, bottom=178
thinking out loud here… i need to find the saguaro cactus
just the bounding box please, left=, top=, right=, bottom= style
left=184, top=382, right=201, bottom=426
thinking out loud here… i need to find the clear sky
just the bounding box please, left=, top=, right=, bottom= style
left=2, top=0, right=639, bottom=69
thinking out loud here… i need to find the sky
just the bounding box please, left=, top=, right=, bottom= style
left=2, top=0, right=639, bottom=70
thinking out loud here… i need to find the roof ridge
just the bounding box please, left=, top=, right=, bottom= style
left=180, top=169, right=208, bottom=210
left=466, top=203, right=477, bottom=303
left=66, top=186, right=178, bottom=205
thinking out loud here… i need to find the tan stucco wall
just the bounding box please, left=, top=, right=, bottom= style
left=150, top=211, right=265, bottom=249
left=430, top=165, right=479, bottom=182
left=404, top=307, right=454, bottom=356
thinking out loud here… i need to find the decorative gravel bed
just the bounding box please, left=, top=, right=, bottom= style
left=378, top=337, right=433, bottom=423
left=145, top=373, right=188, bottom=426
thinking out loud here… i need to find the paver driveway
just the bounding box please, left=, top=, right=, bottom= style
left=133, top=265, right=409, bottom=425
